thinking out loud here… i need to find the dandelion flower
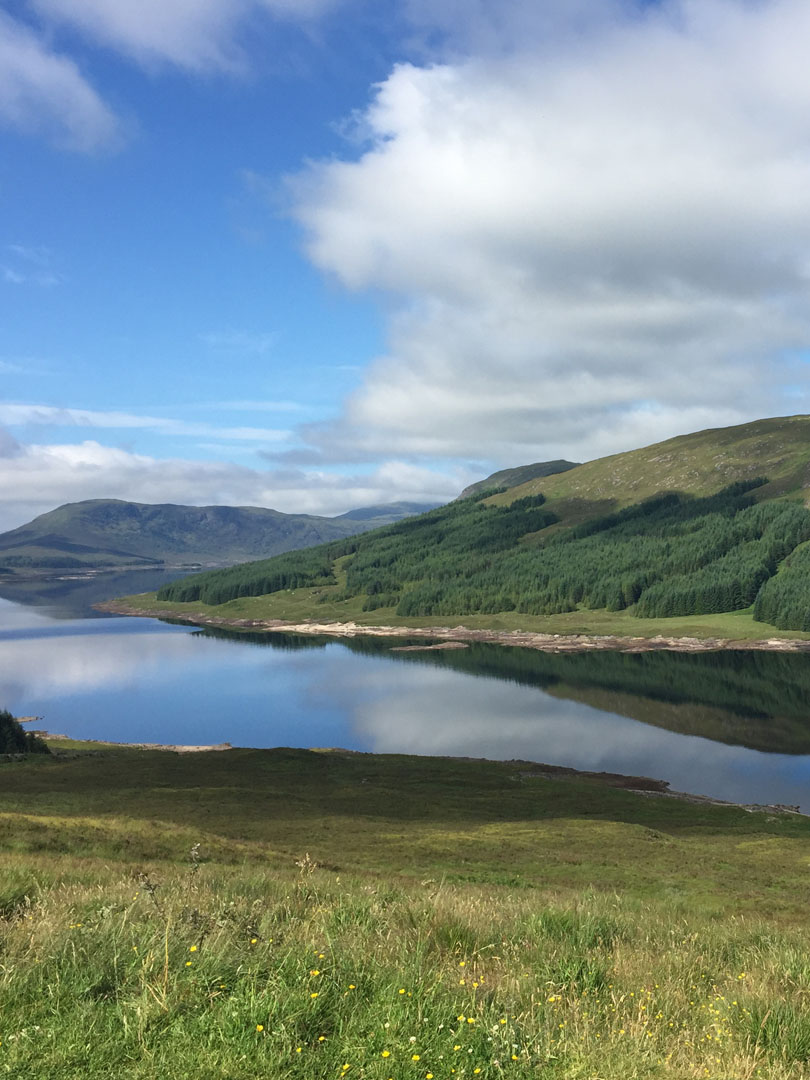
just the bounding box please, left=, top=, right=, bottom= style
left=311, top=992, right=319, bottom=999
left=256, top=1025, right=264, bottom=1032
left=189, top=945, right=197, bottom=952
left=381, top=1051, right=390, bottom=1058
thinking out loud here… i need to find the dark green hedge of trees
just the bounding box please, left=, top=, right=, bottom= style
left=157, top=546, right=340, bottom=605
left=158, top=481, right=810, bottom=628
left=0, top=709, right=49, bottom=754
left=753, top=542, right=810, bottom=629
left=158, top=493, right=557, bottom=607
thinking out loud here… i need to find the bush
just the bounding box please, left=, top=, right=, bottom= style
left=0, top=709, right=50, bottom=755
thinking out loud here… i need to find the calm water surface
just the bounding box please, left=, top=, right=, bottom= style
left=1, top=571, right=809, bottom=811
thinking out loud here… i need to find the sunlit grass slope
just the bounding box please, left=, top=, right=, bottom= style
left=494, top=414, right=810, bottom=524
left=2, top=746, right=810, bottom=1078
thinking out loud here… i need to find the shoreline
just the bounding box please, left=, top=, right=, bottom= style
left=36, top=732, right=806, bottom=816
left=100, top=600, right=810, bottom=653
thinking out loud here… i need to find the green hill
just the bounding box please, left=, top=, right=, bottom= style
left=0, top=499, right=437, bottom=571
left=494, top=414, right=810, bottom=525
left=150, top=416, right=810, bottom=634
left=459, top=459, right=579, bottom=499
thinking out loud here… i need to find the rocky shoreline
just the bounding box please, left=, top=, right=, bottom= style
left=100, top=601, right=810, bottom=654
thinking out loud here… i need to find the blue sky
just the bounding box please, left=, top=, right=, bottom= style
left=2, top=0, right=810, bottom=531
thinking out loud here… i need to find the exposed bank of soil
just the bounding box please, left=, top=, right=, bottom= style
left=41, top=732, right=232, bottom=753
left=100, top=601, right=810, bottom=654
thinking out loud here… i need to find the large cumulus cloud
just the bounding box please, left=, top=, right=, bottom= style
left=290, top=0, right=810, bottom=466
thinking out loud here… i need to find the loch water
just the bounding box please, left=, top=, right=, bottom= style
left=1, top=570, right=809, bottom=812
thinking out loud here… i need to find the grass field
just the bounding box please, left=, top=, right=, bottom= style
left=2, top=743, right=810, bottom=1078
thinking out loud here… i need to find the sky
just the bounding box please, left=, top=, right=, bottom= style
left=2, top=0, right=810, bottom=532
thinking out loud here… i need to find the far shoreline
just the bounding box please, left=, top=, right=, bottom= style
left=99, top=599, right=810, bottom=654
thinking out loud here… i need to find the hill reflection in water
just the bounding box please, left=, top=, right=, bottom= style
left=196, top=627, right=810, bottom=757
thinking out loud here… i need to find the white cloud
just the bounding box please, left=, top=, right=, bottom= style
left=0, top=403, right=289, bottom=443
left=0, top=10, right=119, bottom=150
left=290, top=0, right=810, bottom=467
left=3, top=0, right=341, bottom=148
left=30, top=0, right=248, bottom=72
left=0, top=437, right=465, bottom=532
left=30, top=0, right=343, bottom=72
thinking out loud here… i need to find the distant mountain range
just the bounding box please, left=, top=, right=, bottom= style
left=0, top=499, right=438, bottom=571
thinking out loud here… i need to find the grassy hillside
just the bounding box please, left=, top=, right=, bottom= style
left=148, top=417, right=810, bottom=635
left=0, top=499, right=436, bottom=571
left=1, top=742, right=809, bottom=1078
left=459, top=459, right=579, bottom=499
left=494, top=414, right=810, bottom=525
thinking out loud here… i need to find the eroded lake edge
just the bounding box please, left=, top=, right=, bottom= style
left=99, top=601, right=810, bottom=654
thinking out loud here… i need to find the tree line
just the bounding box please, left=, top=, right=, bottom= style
left=157, top=480, right=810, bottom=629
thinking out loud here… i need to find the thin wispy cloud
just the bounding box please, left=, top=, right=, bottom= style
left=0, top=10, right=120, bottom=150
left=7, top=244, right=54, bottom=267
left=29, top=0, right=344, bottom=72
left=0, top=403, right=290, bottom=443
left=2, top=243, right=63, bottom=286
left=0, top=360, right=26, bottom=374
left=194, top=399, right=306, bottom=413
left=199, top=330, right=280, bottom=355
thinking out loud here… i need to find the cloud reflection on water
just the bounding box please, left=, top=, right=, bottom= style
left=343, top=662, right=810, bottom=811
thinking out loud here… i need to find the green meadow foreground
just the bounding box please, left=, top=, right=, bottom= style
left=2, top=743, right=810, bottom=1078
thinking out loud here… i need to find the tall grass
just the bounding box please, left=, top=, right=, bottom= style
left=2, top=856, right=809, bottom=1079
